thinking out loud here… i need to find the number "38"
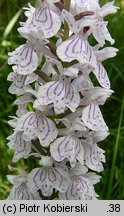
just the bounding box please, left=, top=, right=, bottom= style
left=108, top=204, right=120, bottom=212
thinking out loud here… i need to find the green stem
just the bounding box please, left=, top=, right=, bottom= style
left=64, top=0, right=71, bottom=11
left=63, top=0, right=71, bottom=40
left=32, top=140, right=48, bottom=156
left=35, top=69, right=52, bottom=82
left=107, top=97, right=124, bottom=199
left=47, top=43, right=56, bottom=56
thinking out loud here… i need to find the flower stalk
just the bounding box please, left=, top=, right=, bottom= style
left=63, top=0, right=71, bottom=40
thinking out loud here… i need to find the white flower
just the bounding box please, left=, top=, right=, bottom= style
left=14, top=93, right=34, bottom=107
left=71, top=0, right=100, bottom=14
left=7, top=169, right=41, bottom=200
left=91, top=21, right=115, bottom=46
left=59, top=163, right=100, bottom=200
left=23, top=1, right=61, bottom=38
left=86, top=130, right=110, bottom=144
left=62, top=66, right=79, bottom=78
left=82, top=103, right=108, bottom=131
left=18, top=27, right=48, bottom=46
left=7, top=132, right=31, bottom=162
left=15, top=111, right=58, bottom=146
left=82, top=87, right=113, bottom=105
left=89, top=2, right=118, bottom=46
left=7, top=66, right=38, bottom=95
left=95, top=46, right=118, bottom=62
left=27, top=162, right=71, bottom=197
left=8, top=42, right=39, bottom=75
left=50, top=136, right=84, bottom=168
left=92, top=46, right=118, bottom=89
left=59, top=176, right=97, bottom=200
left=83, top=142, right=105, bottom=172
left=23, top=3, right=35, bottom=17
left=57, top=10, right=97, bottom=68
left=50, top=118, right=87, bottom=167
left=34, top=78, right=80, bottom=114
left=14, top=91, right=36, bottom=117
left=99, top=1, right=119, bottom=17
left=72, top=68, right=94, bottom=92
left=71, top=1, right=118, bottom=46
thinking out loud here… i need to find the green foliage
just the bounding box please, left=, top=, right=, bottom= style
left=0, top=0, right=124, bottom=200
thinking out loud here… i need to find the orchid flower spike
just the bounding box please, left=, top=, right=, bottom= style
left=7, top=0, right=118, bottom=200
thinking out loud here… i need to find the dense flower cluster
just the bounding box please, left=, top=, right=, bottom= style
left=7, top=0, right=118, bottom=200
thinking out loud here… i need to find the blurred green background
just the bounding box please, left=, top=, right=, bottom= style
left=0, top=0, right=124, bottom=200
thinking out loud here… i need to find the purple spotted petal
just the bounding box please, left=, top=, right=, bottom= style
left=15, top=111, right=58, bottom=146
left=27, top=166, right=70, bottom=196
left=65, top=82, right=80, bottom=112
left=71, top=0, right=100, bottom=17
left=7, top=132, right=31, bottom=162
left=37, top=114, right=58, bottom=146
left=82, top=103, right=108, bottom=131
left=92, top=22, right=115, bottom=46
left=62, top=10, right=78, bottom=33
left=82, top=87, right=113, bottom=105
left=57, top=35, right=97, bottom=68
left=34, top=80, right=80, bottom=114
left=83, top=142, right=105, bottom=172
left=16, top=112, right=38, bottom=140
left=25, top=7, right=61, bottom=38
left=93, top=63, right=110, bottom=89
left=7, top=183, right=41, bottom=200
left=34, top=80, right=65, bottom=114
left=50, top=136, right=84, bottom=167
left=8, top=72, right=27, bottom=95
left=59, top=176, right=97, bottom=200
left=7, top=71, right=38, bottom=95
left=8, top=43, right=39, bottom=75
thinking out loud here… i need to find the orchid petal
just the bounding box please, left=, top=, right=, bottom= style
left=83, top=172, right=101, bottom=185
left=59, top=176, right=97, bottom=200
left=27, top=166, right=70, bottom=196
left=65, top=82, right=80, bottom=112
left=7, top=184, right=41, bottom=200
left=35, top=80, right=80, bottom=114
left=92, top=22, right=115, bottom=46
left=62, top=10, right=78, bottom=33
left=37, top=115, right=58, bottom=146
left=70, top=163, right=88, bottom=176
left=89, top=131, right=109, bottom=143
left=82, top=103, right=108, bottom=131
left=14, top=94, right=34, bottom=105
left=96, top=47, right=118, bottom=62
left=83, top=142, right=105, bottom=172
left=8, top=43, right=39, bottom=75
left=57, top=35, right=97, bottom=68
left=93, top=63, right=110, bottom=89
left=26, top=7, right=61, bottom=38
left=71, top=0, right=100, bottom=14
left=72, top=72, right=93, bottom=92
left=50, top=136, right=84, bottom=167
left=7, top=132, right=31, bottom=162
left=8, top=71, right=38, bottom=95
left=62, top=66, right=78, bottom=78
left=82, top=87, right=113, bottom=105
left=8, top=73, right=27, bottom=95
left=23, top=3, right=35, bottom=17
left=99, top=1, right=119, bottom=17
left=16, top=112, right=58, bottom=146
